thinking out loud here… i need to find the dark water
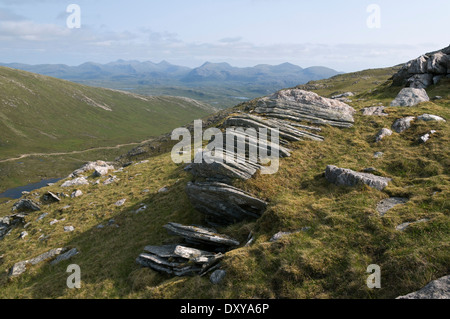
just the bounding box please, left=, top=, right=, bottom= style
left=0, top=178, right=62, bottom=199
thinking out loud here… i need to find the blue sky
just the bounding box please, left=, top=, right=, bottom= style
left=0, top=0, right=448, bottom=71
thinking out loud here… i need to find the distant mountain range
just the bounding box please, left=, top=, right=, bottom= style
left=0, top=60, right=342, bottom=108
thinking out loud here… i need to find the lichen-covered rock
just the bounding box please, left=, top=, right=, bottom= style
left=325, top=165, right=392, bottom=191
left=361, top=106, right=389, bottom=116
left=390, top=88, right=430, bottom=107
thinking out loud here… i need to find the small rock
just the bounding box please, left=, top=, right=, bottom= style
left=115, top=199, right=126, bottom=207
left=392, top=117, right=416, bottom=133
left=36, top=212, right=48, bottom=221
left=361, top=106, right=389, bottom=116
left=64, top=226, right=75, bottom=232
left=50, top=219, right=59, bottom=226
left=50, top=248, right=79, bottom=265
left=420, top=130, right=437, bottom=143
left=158, top=187, right=169, bottom=194
left=71, top=190, right=83, bottom=198
left=210, top=269, right=226, bottom=285
left=396, top=219, right=429, bottom=231
left=135, top=205, right=147, bottom=214
left=19, top=231, right=28, bottom=240
left=373, top=152, right=384, bottom=159
left=417, top=114, right=446, bottom=122
left=375, top=128, right=393, bottom=142
left=43, top=191, right=61, bottom=203
left=61, top=177, right=89, bottom=188
left=103, top=176, right=118, bottom=185
left=431, top=96, right=443, bottom=100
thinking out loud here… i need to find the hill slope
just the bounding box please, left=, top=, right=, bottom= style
left=0, top=66, right=216, bottom=191
left=0, top=63, right=448, bottom=300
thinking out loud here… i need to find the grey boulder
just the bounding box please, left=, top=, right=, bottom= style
left=390, top=88, right=430, bottom=107
left=325, top=165, right=392, bottom=191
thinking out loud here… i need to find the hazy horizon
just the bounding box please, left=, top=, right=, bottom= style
left=0, top=0, right=449, bottom=72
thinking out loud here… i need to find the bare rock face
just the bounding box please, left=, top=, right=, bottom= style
left=186, top=181, right=267, bottom=225
left=390, top=88, right=430, bottom=107
left=397, top=275, right=450, bottom=299
left=253, top=89, right=356, bottom=128
left=325, top=165, right=392, bottom=191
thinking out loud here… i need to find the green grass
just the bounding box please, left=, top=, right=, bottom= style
left=0, top=66, right=448, bottom=299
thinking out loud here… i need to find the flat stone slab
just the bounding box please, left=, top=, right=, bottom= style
left=61, top=177, right=89, bottom=188
left=325, top=165, right=392, bottom=191
left=361, top=106, right=389, bottom=116
left=396, top=219, right=429, bottom=231
left=376, top=197, right=409, bottom=216
left=397, top=275, right=450, bottom=299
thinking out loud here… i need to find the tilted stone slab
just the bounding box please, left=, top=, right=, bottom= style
left=186, top=181, right=267, bottom=225
left=253, top=89, right=355, bottom=128
left=223, top=114, right=324, bottom=142
left=164, top=222, right=240, bottom=247
left=189, top=149, right=261, bottom=182
left=325, top=165, right=392, bottom=191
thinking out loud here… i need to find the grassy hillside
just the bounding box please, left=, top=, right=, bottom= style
left=0, top=67, right=448, bottom=299
left=0, top=66, right=216, bottom=192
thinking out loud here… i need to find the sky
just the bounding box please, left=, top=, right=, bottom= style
left=0, top=0, right=448, bottom=72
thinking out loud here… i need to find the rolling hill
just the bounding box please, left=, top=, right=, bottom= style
left=0, top=60, right=341, bottom=109
left=0, top=66, right=216, bottom=192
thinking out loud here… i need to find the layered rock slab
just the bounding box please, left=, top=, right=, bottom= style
left=253, top=89, right=356, bottom=128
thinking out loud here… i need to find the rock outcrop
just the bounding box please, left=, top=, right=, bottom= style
left=361, top=106, right=389, bottom=116
left=253, top=89, right=356, bottom=128
left=68, top=160, right=114, bottom=178
left=325, top=165, right=392, bottom=191
left=392, top=45, right=450, bottom=88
